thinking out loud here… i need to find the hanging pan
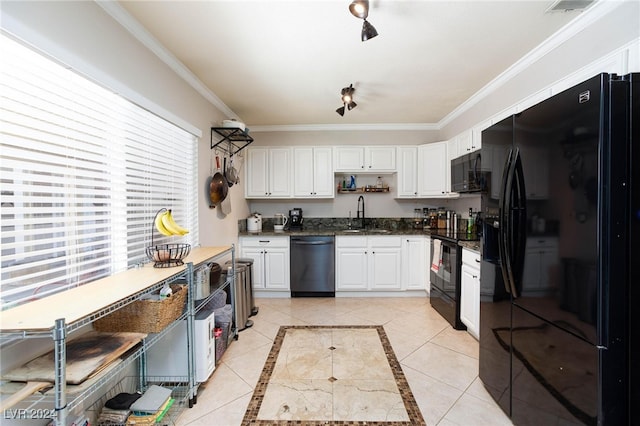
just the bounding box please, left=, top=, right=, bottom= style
left=206, top=152, right=228, bottom=208
left=226, top=154, right=238, bottom=187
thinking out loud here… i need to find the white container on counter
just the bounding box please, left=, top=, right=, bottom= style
left=247, top=213, right=262, bottom=232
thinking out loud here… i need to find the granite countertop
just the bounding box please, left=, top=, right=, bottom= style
left=239, top=227, right=480, bottom=242
left=459, top=240, right=481, bottom=253
left=238, top=217, right=480, bottom=244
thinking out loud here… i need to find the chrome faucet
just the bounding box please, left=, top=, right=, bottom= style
left=357, top=195, right=365, bottom=229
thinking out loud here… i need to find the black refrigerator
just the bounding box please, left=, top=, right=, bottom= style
left=479, top=73, right=637, bottom=425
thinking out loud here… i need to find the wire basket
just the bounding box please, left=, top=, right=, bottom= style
left=146, top=243, right=191, bottom=268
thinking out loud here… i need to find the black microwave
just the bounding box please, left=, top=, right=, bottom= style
left=451, top=152, right=488, bottom=193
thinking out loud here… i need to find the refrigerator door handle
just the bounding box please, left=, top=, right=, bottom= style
left=498, top=148, right=517, bottom=295
left=511, top=149, right=528, bottom=298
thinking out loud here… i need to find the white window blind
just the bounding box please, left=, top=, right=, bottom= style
left=0, top=34, right=198, bottom=310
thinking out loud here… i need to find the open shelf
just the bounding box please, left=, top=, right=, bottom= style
left=210, top=127, right=253, bottom=156
left=337, top=186, right=390, bottom=194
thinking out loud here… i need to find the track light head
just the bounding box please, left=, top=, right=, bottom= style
left=349, top=0, right=369, bottom=19
left=361, top=19, right=378, bottom=41
left=336, top=84, right=356, bottom=116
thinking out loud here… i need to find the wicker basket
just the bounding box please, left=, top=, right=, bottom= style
left=94, top=284, right=187, bottom=333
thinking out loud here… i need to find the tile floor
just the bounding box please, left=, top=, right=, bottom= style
left=175, top=297, right=514, bottom=426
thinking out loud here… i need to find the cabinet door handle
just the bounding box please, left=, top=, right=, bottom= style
left=475, top=259, right=481, bottom=263
left=472, top=275, right=478, bottom=279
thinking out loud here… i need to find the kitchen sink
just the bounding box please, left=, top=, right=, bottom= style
left=338, top=229, right=392, bottom=234
left=367, top=229, right=391, bottom=234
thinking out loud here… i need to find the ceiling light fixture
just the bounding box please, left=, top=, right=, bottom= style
left=349, top=0, right=378, bottom=41
left=336, top=84, right=357, bottom=116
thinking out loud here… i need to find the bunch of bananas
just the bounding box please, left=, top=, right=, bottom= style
left=155, top=210, right=190, bottom=236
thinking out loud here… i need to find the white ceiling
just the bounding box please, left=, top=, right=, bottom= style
left=115, top=0, right=592, bottom=129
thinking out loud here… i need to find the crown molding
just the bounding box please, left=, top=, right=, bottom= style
left=438, top=0, right=621, bottom=129
left=96, top=0, right=240, bottom=121
left=249, top=123, right=439, bottom=133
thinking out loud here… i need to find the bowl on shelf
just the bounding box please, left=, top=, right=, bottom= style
left=146, top=243, right=191, bottom=268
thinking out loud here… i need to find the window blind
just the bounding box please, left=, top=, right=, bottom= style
left=0, top=34, right=198, bottom=309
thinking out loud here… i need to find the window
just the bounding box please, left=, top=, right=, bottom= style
left=0, top=34, right=199, bottom=309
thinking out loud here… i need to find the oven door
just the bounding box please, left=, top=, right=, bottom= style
left=430, top=237, right=465, bottom=329
left=430, top=237, right=458, bottom=299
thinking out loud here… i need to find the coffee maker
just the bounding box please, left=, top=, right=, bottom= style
left=288, top=208, right=303, bottom=230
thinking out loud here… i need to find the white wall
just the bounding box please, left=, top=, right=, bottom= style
left=1, top=0, right=248, bottom=249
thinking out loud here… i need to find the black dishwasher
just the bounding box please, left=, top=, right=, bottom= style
left=290, top=236, right=335, bottom=297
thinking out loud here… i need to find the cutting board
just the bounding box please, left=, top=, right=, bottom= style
left=2, top=331, right=146, bottom=385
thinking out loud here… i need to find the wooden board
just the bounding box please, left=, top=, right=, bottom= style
left=0, top=246, right=232, bottom=332
left=2, top=331, right=146, bottom=385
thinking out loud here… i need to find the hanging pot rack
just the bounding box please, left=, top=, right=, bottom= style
left=210, top=127, right=254, bottom=156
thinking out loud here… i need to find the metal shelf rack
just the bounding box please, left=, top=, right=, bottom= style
left=0, top=246, right=236, bottom=426
left=210, top=127, right=253, bottom=156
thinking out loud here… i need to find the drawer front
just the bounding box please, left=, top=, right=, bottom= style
left=368, top=236, right=402, bottom=248
left=240, top=236, right=289, bottom=248
left=462, top=248, right=481, bottom=268
left=336, top=236, right=368, bottom=247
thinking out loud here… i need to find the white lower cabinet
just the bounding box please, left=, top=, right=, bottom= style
left=402, top=236, right=430, bottom=291
left=336, top=236, right=402, bottom=291
left=460, top=248, right=481, bottom=339
left=239, top=236, right=290, bottom=291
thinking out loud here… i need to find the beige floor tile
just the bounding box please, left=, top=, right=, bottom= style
left=465, top=376, right=497, bottom=404
left=383, top=326, right=429, bottom=361
left=384, top=308, right=450, bottom=341
left=220, top=327, right=273, bottom=362
left=402, top=342, right=479, bottom=391
left=221, top=342, right=272, bottom=387
left=430, top=326, right=480, bottom=359
left=333, top=379, right=408, bottom=422
left=176, top=363, right=252, bottom=425
left=442, top=392, right=513, bottom=425
left=332, top=330, right=394, bottom=381
left=402, top=364, right=464, bottom=426
left=182, top=394, right=252, bottom=426
left=257, top=379, right=334, bottom=421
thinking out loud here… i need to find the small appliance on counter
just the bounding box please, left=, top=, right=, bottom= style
left=288, top=208, right=303, bottom=231
left=247, top=213, right=262, bottom=232
left=274, top=213, right=288, bottom=231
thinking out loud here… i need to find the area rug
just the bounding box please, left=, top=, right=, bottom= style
left=242, top=325, right=425, bottom=426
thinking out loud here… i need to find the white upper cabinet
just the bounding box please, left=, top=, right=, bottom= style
left=293, top=147, right=334, bottom=198
left=245, top=147, right=292, bottom=198
left=334, top=146, right=396, bottom=172
left=450, top=129, right=480, bottom=160
left=418, top=142, right=457, bottom=197
left=396, top=146, right=419, bottom=198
